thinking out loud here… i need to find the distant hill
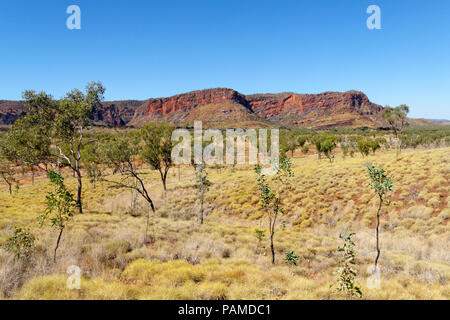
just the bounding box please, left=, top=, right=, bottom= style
left=1, top=88, right=445, bottom=129
left=427, top=119, right=450, bottom=124
left=129, top=88, right=385, bottom=129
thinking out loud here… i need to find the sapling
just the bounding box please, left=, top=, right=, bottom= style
left=194, top=163, right=211, bottom=224
left=331, top=232, right=362, bottom=299
left=255, top=228, right=266, bottom=253
left=366, top=163, right=393, bottom=269
left=38, top=170, right=76, bottom=262
left=254, top=156, right=293, bottom=264
left=284, top=250, right=300, bottom=275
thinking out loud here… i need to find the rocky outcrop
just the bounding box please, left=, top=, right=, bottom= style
left=245, top=90, right=384, bottom=127
left=0, top=88, right=385, bottom=128
left=130, top=88, right=251, bottom=126
left=247, top=91, right=382, bottom=118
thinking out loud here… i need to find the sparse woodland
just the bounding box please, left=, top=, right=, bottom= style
left=0, top=88, right=449, bottom=300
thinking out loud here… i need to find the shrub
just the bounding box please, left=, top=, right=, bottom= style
left=3, top=227, right=36, bottom=260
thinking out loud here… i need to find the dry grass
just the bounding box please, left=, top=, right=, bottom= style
left=0, top=146, right=449, bottom=300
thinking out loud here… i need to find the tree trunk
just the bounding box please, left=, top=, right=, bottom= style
left=270, top=231, right=275, bottom=264
left=199, top=189, right=204, bottom=224
left=144, top=200, right=156, bottom=244
left=374, top=196, right=382, bottom=269
left=31, top=168, right=34, bottom=186
left=76, top=169, right=83, bottom=214
left=54, top=226, right=64, bottom=263
left=8, top=183, right=12, bottom=195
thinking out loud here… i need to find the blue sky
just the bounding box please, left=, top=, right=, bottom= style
left=0, top=0, right=449, bottom=119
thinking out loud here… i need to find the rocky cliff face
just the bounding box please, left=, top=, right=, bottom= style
left=130, top=88, right=384, bottom=128
left=245, top=90, right=384, bottom=127
left=0, top=88, right=385, bottom=128
left=130, top=88, right=251, bottom=126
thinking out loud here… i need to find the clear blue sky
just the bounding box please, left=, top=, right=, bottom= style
left=1, top=0, right=449, bottom=119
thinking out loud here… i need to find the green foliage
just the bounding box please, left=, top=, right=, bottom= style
left=38, top=170, right=76, bottom=261
left=331, top=232, right=362, bottom=298
left=7, top=82, right=105, bottom=214
left=82, top=141, right=103, bottom=188
left=194, top=163, right=211, bottom=224
left=301, top=145, right=309, bottom=154
left=382, top=104, right=410, bottom=137
left=366, top=163, right=394, bottom=201
left=366, top=163, right=393, bottom=268
left=284, top=250, right=299, bottom=266
left=38, top=170, right=76, bottom=229
left=255, top=228, right=265, bottom=243
left=357, top=138, right=383, bottom=156
left=140, top=122, right=174, bottom=191
left=310, top=134, right=337, bottom=162
left=0, top=156, right=18, bottom=195
left=3, top=227, right=36, bottom=260
left=254, top=156, right=293, bottom=264
left=320, top=135, right=337, bottom=162
left=194, top=163, right=212, bottom=193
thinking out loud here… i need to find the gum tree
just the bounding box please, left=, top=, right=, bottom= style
left=366, top=163, right=393, bottom=269
left=140, top=122, right=174, bottom=193
left=381, top=105, right=410, bottom=138
left=100, top=133, right=156, bottom=243
left=52, top=82, right=105, bottom=213
left=6, top=82, right=105, bottom=214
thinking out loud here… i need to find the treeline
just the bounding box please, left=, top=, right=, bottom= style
left=280, top=126, right=450, bottom=161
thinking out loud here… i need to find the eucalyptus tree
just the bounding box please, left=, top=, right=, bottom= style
left=52, top=82, right=105, bottom=213
left=140, top=122, right=174, bottom=193
left=100, top=133, right=156, bottom=243
left=381, top=105, right=410, bottom=138
left=2, top=92, right=54, bottom=173
left=6, top=82, right=105, bottom=213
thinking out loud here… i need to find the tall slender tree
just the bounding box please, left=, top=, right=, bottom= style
left=366, top=163, right=393, bottom=269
